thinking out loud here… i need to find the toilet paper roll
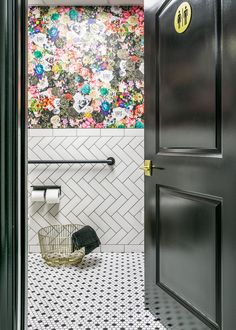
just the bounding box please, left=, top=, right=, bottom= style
left=45, top=189, right=60, bottom=204
left=31, top=190, right=45, bottom=202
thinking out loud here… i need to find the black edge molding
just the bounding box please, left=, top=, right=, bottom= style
left=0, top=0, right=27, bottom=330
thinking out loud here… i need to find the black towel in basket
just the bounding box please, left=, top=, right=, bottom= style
left=72, top=226, right=101, bottom=255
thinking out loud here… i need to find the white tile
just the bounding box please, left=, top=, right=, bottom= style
left=32, top=145, right=51, bottom=160
left=100, top=228, right=116, bottom=244
left=129, top=136, right=144, bottom=149
left=108, top=229, right=127, bottom=244
left=106, top=195, right=126, bottom=216
left=130, top=230, right=144, bottom=245
left=114, top=163, right=138, bottom=183
left=60, top=197, right=79, bottom=217
left=43, top=0, right=109, bottom=5
left=139, top=209, right=145, bottom=225
left=100, top=245, right=125, bottom=252
left=99, top=212, right=122, bottom=232
left=112, top=212, right=132, bottom=232
left=125, top=128, right=144, bottom=137
left=76, top=129, right=101, bottom=136
left=118, top=195, right=138, bottom=216
left=29, top=129, right=53, bottom=137
left=109, top=0, right=143, bottom=4
left=105, top=136, right=123, bottom=149
left=122, top=212, right=143, bottom=232
left=90, top=246, right=101, bottom=253
left=28, top=0, right=45, bottom=5
left=61, top=137, right=78, bottom=149
left=119, top=229, right=138, bottom=245
left=100, top=179, right=121, bottom=199
left=53, top=129, right=77, bottom=137
left=73, top=195, right=93, bottom=215
left=28, top=253, right=166, bottom=330
left=89, top=213, right=110, bottom=232
left=124, top=178, right=143, bottom=199
left=29, top=245, right=41, bottom=253
left=28, top=133, right=144, bottom=252
left=89, top=179, right=110, bottom=199
left=95, top=195, right=116, bottom=216
left=84, top=195, right=104, bottom=216
left=125, top=245, right=144, bottom=252
left=124, top=144, right=144, bottom=163
left=82, top=136, right=100, bottom=149
left=129, top=197, right=144, bottom=216
left=101, top=129, right=125, bottom=137
left=30, top=0, right=144, bottom=5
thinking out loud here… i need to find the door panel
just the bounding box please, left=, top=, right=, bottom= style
left=158, top=0, right=220, bottom=151
left=159, top=187, right=221, bottom=324
left=145, top=0, right=236, bottom=329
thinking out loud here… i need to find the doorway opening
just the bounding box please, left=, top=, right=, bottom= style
left=26, top=1, right=163, bottom=329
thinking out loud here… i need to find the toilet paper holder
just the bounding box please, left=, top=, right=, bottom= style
left=31, top=185, right=61, bottom=196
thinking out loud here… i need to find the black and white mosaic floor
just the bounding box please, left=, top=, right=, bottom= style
left=28, top=253, right=166, bottom=330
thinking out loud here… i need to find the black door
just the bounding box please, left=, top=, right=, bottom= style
left=144, top=0, right=236, bottom=329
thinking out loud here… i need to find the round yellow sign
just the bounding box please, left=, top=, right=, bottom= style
left=174, top=2, right=192, bottom=34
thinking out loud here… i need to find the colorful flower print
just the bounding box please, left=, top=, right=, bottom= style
left=101, top=101, right=111, bottom=115
left=100, top=87, right=109, bottom=96
left=112, top=107, right=127, bottom=120
left=34, top=64, right=44, bottom=77
left=81, top=84, right=91, bottom=95
left=32, top=33, right=47, bottom=47
left=48, top=26, right=59, bottom=40
left=73, top=93, right=91, bottom=113
left=50, top=115, right=60, bottom=128
left=69, top=9, right=79, bottom=21
left=28, top=6, right=144, bottom=128
left=51, top=12, right=60, bottom=21
left=34, top=50, right=42, bottom=59
left=96, top=70, right=114, bottom=83
left=135, top=120, right=144, bottom=128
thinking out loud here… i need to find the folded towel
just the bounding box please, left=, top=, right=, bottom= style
left=72, top=225, right=101, bottom=255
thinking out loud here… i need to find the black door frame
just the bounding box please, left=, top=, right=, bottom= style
left=0, top=0, right=27, bottom=330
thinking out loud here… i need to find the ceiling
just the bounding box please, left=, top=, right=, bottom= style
left=28, top=0, right=144, bottom=5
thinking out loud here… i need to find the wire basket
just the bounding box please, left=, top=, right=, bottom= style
left=38, top=224, right=85, bottom=266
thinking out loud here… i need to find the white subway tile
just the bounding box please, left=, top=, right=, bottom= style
left=125, top=129, right=144, bottom=137
left=130, top=230, right=144, bottom=245
left=76, top=129, right=101, bottom=136
left=53, top=129, right=77, bottom=137
left=90, top=247, right=101, bottom=253
left=29, top=129, right=53, bottom=137
left=29, top=245, right=41, bottom=253
left=100, top=245, right=125, bottom=253
left=108, top=229, right=127, bottom=245
left=124, top=245, right=144, bottom=253
left=28, top=0, right=45, bottom=5
left=101, top=129, right=125, bottom=137
left=28, top=131, right=145, bottom=253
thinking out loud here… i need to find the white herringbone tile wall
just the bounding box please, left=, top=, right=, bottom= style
left=28, top=129, right=144, bottom=253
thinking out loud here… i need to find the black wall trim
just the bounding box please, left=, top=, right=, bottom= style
left=0, top=1, right=27, bottom=330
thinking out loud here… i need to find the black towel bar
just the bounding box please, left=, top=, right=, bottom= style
left=28, top=157, right=115, bottom=166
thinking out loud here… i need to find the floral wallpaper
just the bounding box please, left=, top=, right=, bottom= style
left=28, top=6, right=144, bottom=129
